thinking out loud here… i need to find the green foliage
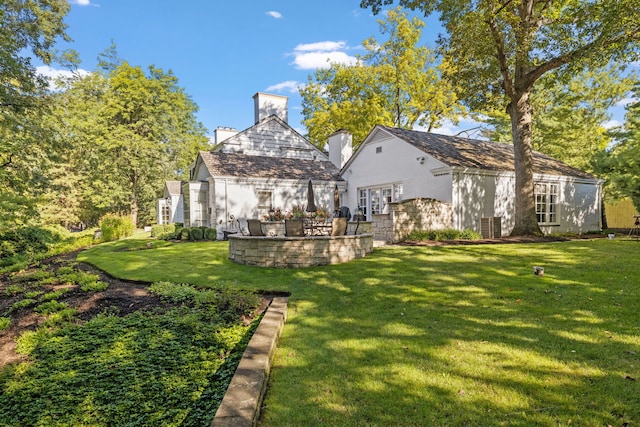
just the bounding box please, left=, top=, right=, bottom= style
left=405, top=228, right=482, bottom=241
left=0, top=317, right=10, bottom=331
left=189, top=227, right=204, bottom=241
left=180, top=227, right=190, bottom=240
left=100, top=214, right=135, bottom=242
left=301, top=7, right=461, bottom=149
left=150, top=282, right=200, bottom=303
left=595, top=82, right=640, bottom=212
left=1, top=306, right=257, bottom=427
left=204, top=227, right=217, bottom=241
left=10, top=298, right=37, bottom=312
left=34, top=300, right=67, bottom=315
left=481, top=66, right=636, bottom=173
left=0, top=226, right=62, bottom=260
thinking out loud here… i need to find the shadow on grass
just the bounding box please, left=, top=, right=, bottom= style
left=79, top=239, right=640, bottom=426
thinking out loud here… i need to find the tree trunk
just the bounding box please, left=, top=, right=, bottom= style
left=508, top=90, right=543, bottom=236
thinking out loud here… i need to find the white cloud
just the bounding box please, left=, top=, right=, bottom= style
left=266, top=10, right=282, bottom=19
left=266, top=81, right=301, bottom=93
left=616, top=97, right=639, bottom=107
left=70, top=0, right=99, bottom=6
left=36, top=65, right=90, bottom=89
left=603, top=119, right=623, bottom=129
left=291, top=41, right=357, bottom=69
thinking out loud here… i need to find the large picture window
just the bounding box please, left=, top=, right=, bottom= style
left=535, top=183, right=559, bottom=224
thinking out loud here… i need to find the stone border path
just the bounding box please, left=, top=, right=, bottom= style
left=211, top=297, right=288, bottom=426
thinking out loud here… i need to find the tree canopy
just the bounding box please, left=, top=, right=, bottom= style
left=594, top=81, right=640, bottom=212
left=300, top=7, right=461, bottom=149
left=47, top=61, right=209, bottom=227
left=361, top=0, right=640, bottom=235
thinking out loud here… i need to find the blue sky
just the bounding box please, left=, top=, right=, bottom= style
left=40, top=0, right=472, bottom=137
left=39, top=0, right=634, bottom=140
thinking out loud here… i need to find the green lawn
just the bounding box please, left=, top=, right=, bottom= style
left=78, top=237, right=640, bottom=426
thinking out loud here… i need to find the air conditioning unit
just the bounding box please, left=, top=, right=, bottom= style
left=479, top=217, right=502, bottom=238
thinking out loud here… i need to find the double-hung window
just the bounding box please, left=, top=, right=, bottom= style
left=535, top=183, right=559, bottom=224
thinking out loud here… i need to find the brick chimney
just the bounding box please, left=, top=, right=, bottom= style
left=328, top=129, right=353, bottom=170
left=253, top=92, right=288, bottom=124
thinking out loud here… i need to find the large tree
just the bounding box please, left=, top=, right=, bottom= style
left=49, top=61, right=209, bottom=226
left=594, top=82, right=640, bottom=212
left=481, top=65, right=636, bottom=173
left=361, top=0, right=640, bottom=235
left=300, top=7, right=461, bottom=149
left=0, top=0, right=70, bottom=228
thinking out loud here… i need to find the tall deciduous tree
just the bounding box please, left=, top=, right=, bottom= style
left=49, top=61, right=209, bottom=227
left=300, top=7, right=460, bottom=149
left=361, top=0, right=640, bottom=235
left=481, top=65, right=636, bottom=173
left=0, top=0, right=70, bottom=229
left=594, top=82, right=640, bottom=212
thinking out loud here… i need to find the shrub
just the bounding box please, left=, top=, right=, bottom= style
left=149, top=282, right=199, bottom=303
left=405, top=228, right=482, bottom=242
left=204, top=227, right=217, bottom=241
left=150, top=224, right=164, bottom=238
left=100, top=214, right=135, bottom=242
left=190, top=227, right=204, bottom=241
left=180, top=227, right=190, bottom=240
left=0, top=226, right=62, bottom=260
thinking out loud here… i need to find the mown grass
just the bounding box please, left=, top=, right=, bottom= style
left=76, top=237, right=640, bottom=426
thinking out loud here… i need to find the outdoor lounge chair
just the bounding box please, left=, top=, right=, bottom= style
left=285, top=219, right=305, bottom=237
left=247, top=219, right=265, bottom=236
left=330, top=217, right=348, bottom=236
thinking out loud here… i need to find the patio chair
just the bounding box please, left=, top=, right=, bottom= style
left=247, top=219, right=265, bottom=236
left=285, top=219, right=305, bottom=237
left=331, top=217, right=348, bottom=236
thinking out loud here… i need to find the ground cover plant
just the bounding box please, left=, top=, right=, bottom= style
left=74, top=236, right=640, bottom=426
left=0, top=244, right=263, bottom=427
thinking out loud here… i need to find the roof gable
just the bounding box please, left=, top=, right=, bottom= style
left=213, top=115, right=328, bottom=161
left=375, top=126, right=595, bottom=179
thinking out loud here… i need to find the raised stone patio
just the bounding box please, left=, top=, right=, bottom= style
left=228, top=233, right=374, bottom=268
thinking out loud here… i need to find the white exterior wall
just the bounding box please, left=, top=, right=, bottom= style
left=343, top=134, right=453, bottom=216
left=452, top=169, right=601, bottom=235
left=213, top=178, right=341, bottom=238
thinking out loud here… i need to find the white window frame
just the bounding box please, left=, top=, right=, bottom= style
left=257, top=191, right=272, bottom=210
left=357, top=183, right=403, bottom=219
left=535, top=182, right=559, bottom=225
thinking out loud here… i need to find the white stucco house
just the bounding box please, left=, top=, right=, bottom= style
left=160, top=93, right=603, bottom=242
left=158, top=93, right=349, bottom=239
left=342, top=125, right=603, bottom=240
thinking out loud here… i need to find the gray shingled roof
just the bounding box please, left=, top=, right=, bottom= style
left=199, top=151, right=344, bottom=181
left=379, top=126, right=595, bottom=179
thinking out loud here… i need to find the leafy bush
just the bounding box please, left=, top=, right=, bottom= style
left=204, top=227, right=217, bottom=241
left=150, top=224, right=164, bottom=238
left=180, top=227, right=190, bottom=240
left=150, top=282, right=199, bottom=303
left=0, top=226, right=63, bottom=263
left=99, top=214, right=135, bottom=242
left=405, top=228, right=482, bottom=242
left=190, top=227, right=204, bottom=241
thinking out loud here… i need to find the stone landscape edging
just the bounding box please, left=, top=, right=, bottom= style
left=211, top=297, right=288, bottom=427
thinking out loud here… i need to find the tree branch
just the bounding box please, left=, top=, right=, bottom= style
left=486, top=16, right=515, bottom=99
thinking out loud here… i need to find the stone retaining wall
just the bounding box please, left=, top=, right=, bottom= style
left=228, top=234, right=374, bottom=268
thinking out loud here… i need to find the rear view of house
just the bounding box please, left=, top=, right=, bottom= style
left=342, top=125, right=603, bottom=242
